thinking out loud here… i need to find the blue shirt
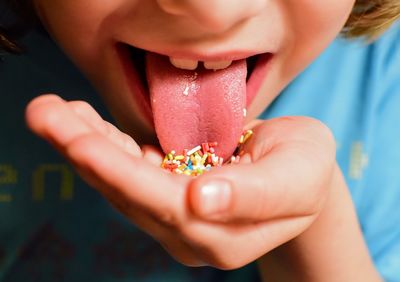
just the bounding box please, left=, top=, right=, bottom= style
left=260, top=23, right=400, bottom=281
left=1, top=23, right=400, bottom=281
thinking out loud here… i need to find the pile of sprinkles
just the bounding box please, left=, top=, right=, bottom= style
left=161, top=130, right=253, bottom=176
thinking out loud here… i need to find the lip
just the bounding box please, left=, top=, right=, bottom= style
left=116, top=43, right=274, bottom=128
left=142, top=48, right=271, bottom=62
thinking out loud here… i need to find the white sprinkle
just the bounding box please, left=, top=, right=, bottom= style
left=243, top=108, right=247, bottom=117
left=187, top=145, right=201, bottom=156
left=183, top=85, right=190, bottom=96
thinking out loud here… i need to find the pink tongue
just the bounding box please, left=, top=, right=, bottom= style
left=146, top=53, right=246, bottom=160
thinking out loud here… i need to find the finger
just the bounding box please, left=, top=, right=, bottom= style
left=142, top=145, right=164, bottom=166
left=25, top=94, right=96, bottom=150
left=68, top=100, right=142, bottom=157
left=65, top=133, right=191, bottom=227
left=99, top=188, right=204, bottom=267
left=26, top=95, right=190, bottom=226
left=26, top=95, right=141, bottom=157
left=189, top=117, right=336, bottom=222
left=179, top=214, right=314, bottom=269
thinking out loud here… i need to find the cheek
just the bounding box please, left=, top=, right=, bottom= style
left=246, top=0, right=355, bottom=120
left=287, top=0, right=355, bottom=37
left=34, top=0, right=129, bottom=60
left=280, top=0, right=355, bottom=75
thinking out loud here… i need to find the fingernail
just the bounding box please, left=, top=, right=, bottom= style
left=199, top=179, right=231, bottom=216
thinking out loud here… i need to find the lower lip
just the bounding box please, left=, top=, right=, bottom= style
left=117, top=43, right=273, bottom=126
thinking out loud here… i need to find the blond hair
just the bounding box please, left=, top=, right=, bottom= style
left=344, top=0, right=400, bottom=40
left=1, top=0, right=400, bottom=53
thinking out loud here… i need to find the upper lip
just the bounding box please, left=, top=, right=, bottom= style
left=125, top=43, right=271, bottom=61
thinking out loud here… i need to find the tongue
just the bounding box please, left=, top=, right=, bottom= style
left=146, top=53, right=246, bottom=160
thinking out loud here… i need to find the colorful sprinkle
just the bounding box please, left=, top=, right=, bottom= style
left=161, top=130, right=253, bottom=176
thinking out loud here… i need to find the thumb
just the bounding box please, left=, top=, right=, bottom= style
left=188, top=137, right=335, bottom=222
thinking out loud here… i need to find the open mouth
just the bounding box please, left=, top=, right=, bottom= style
left=117, top=43, right=273, bottom=159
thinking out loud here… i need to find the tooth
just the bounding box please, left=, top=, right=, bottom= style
left=203, top=60, right=232, bottom=70
left=169, top=57, right=198, bottom=70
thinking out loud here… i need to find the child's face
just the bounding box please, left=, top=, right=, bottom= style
left=33, top=0, right=355, bottom=147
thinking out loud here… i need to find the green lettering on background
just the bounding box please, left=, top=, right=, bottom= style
left=0, top=164, right=17, bottom=202
left=32, top=164, right=74, bottom=201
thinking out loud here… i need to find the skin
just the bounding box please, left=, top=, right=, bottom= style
left=26, top=0, right=382, bottom=280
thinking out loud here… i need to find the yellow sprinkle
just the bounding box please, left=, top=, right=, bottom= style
left=243, top=130, right=253, bottom=143
left=175, top=155, right=185, bottom=161
left=201, top=154, right=208, bottom=164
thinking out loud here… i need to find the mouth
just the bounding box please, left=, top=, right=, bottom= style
left=117, top=43, right=273, bottom=159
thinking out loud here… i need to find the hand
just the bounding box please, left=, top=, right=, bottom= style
left=25, top=94, right=336, bottom=269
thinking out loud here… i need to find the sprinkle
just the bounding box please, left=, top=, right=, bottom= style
left=243, top=130, right=253, bottom=143
left=175, top=155, right=185, bottom=161
left=243, top=108, right=247, bottom=117
left=183, top=85, right=190, bottom=96
left=201, top=153, right=208, bottom=164
left=161, top=129, right=254, bottom=176
left=208, top=142, right=218, bottom=147
left=187, top=145, right=201, bottom=156
left=202, top=143, right=209, bottom=154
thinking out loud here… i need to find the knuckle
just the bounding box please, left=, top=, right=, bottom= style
left=252, top=181, right=275, bottom=219
left=68, top=132, right=99, bottom=147
left=65, top=132, right=103, bottom=161
left=70, top=100, right=94, bottom=114
left=153, top=208, right=182, bottom=228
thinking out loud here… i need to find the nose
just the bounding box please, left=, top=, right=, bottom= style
left=156, top=0, right=265, bottom=32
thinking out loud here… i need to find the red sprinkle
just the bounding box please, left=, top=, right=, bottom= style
left=202, top=143, right=209, bottom=154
